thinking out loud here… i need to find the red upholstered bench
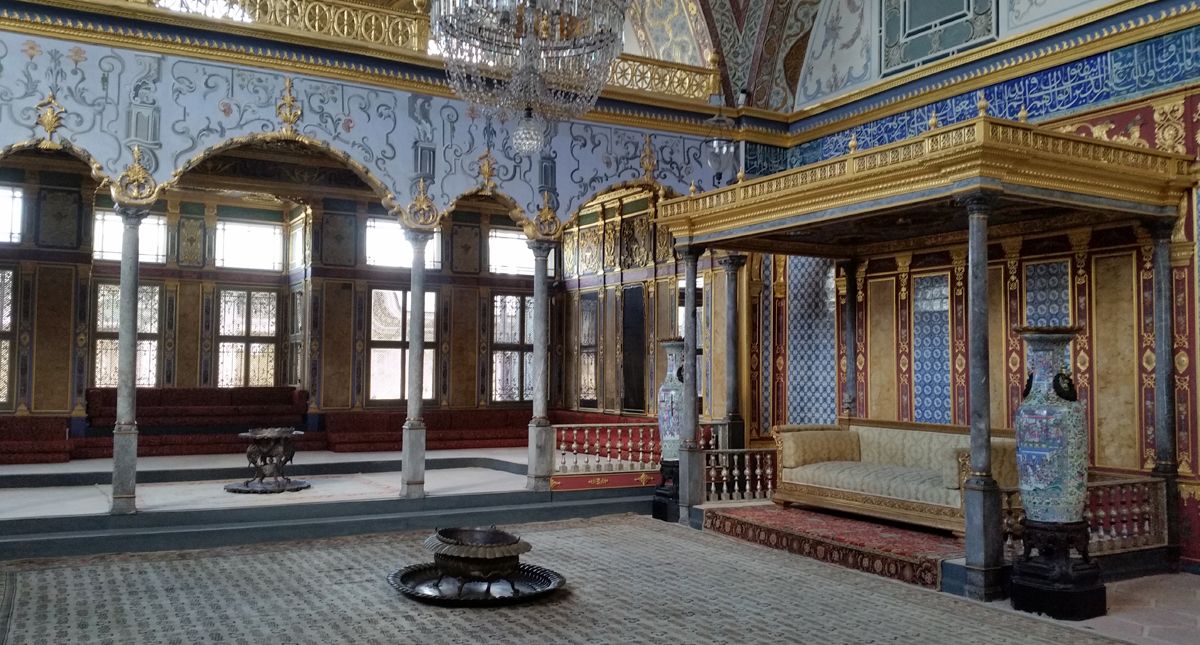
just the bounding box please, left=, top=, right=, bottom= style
left=0, top=416, right=70, bottom=464
left=86, top=387, right=308, bottom=430
left=76, top=387, right=314, bottom=458
left=324, top=408, right=535, bottom=453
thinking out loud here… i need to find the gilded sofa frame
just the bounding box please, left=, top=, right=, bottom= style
left=770, top=422, right=994, bottom=533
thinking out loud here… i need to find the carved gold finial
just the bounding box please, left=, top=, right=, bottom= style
left=706, top=51, right=721, bottom=95
left=927, top=111, right=939, bottom=129
left=976, top=91, right=989, bottom=117
left=277, top=78, right=301, bottom=134
left=114, top=145, right=157, bottom=205
left=1018, top=105, right=1029, bottom=123
left=689, top=181, right=698, bottom=196
left=737, top=167, right=747, bottom=183
left=523, top=191, right=564, bottom=240
left=477, top=148, right=497, bottom=194
left=35, top=92, right=66, bottom=150
left=640, top=134, right=657, bottom=177
left=848, top=133, right=858, bottom=153
left=403, top=177, right=439, bottom=229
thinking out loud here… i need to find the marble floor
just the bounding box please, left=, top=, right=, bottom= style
left=1026, top=574, right=1200, bottom=645
left=0, top=447, right=527, bottom=475
left=0, top=514, right=1128, bottom=645
left=0, top=467, right=529, bottom=519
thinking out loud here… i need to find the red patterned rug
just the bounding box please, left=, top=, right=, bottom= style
left=703, top=505, right=966, bottom=589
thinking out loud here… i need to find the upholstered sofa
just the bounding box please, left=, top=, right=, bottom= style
left=771, top=421, right=1018, bottom=532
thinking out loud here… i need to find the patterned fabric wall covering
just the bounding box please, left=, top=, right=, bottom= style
left=626, top=0, right=714, bottom=67
left=761, top=254, right=773, bottom=431
left=785, top=256, right=838, bottom=424
left=791, top=12, right=1200, bottom=163
left=911, top=273, right=952, bottom=425
left=1024, top=260, right=1072, bottom=327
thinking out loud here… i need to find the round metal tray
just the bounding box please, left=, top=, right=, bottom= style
left=387, top=562, right=566, bottom=606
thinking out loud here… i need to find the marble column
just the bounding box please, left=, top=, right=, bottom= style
left=527, top=240, right=556, bottom=491
left=110, top=205, right=148, bottom=515
left=959, top=193, right=1004, bottom=600
left=401, top=229, right=433, bottom=499
left=1149, top=221, right=1181, bottom=558
left=717, top=254, right=746, bottom=449
left=677, top=245, right=704, bottom=524
left=840, top=260, right=858, bottom=417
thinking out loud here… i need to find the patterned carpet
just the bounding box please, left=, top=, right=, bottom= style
left=0, top=515, right=1114, bottom=644
left=704, top=505, right=967, bottom=589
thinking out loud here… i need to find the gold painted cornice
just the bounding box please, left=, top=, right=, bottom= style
left=658, top=116, right=1194, bottom=245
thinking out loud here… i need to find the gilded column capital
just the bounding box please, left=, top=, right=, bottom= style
left=955, top=191, right=997, bottom=216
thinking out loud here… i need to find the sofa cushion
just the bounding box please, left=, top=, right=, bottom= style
left=854, top=426, right=969, bottom=472
left=782, top=461, right=960, bottom=507
left=779, top=430, right=860, bottom=469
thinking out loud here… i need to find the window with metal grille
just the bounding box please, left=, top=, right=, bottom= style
left=368, top=289, right=436, bottom=401
left=491, top=293, right=534, bottom=402
left=217, top=288, right=278, bottom=387
left=365, top=219, right=442, bottom=269
left=215, top=221, right=284, bottom=271
left=0, top=187, right=21, bottom=244
left=0, top=269, right=14, bottom=405
left=92, top=210, right=168, bottom=263
left=93, top=283, right=161, bottom=387
left=578, top=291, right=599, bottom=408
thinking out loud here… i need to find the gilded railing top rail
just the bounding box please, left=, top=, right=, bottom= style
left=33, top=0, right=718, bottom=104
left=658, top=115, right=1196, bottom=244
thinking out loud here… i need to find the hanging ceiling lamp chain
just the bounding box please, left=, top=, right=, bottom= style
left=432, top=0, right=629, bottom=154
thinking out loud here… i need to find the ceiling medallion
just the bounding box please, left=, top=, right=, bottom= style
left=430, top=0, right=629, bottom=156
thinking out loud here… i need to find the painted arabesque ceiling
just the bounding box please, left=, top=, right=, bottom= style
left=625, top=0, right=1120, bottom=113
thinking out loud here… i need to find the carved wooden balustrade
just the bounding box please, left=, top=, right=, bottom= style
left=1001, top=474, right=1168, bottom=558
left=703, top=448, right=776, bottom=503
left=552, top=421, right=730, bottom=474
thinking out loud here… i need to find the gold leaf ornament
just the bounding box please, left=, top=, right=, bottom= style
left=35, top=92, right=66, bottom=150
left=522, top=191, right=563, bottom=240
left=114, top=145, right=158, bottom=204
left=403, top=177, right=440, bottom=229
left=277, top=78, right=302, bottom=134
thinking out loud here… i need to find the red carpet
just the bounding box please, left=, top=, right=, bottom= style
left=703, top=505, right=966, bottom=589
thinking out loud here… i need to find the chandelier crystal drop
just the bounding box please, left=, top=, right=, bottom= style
left=512, top=108, right=547, bottom=155
left=431, top=0, right=630, bottom=153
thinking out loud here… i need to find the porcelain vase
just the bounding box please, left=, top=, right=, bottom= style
left=657, top=340, right=685, bottom=462
left=1013, top=328, right=1088, bottom=524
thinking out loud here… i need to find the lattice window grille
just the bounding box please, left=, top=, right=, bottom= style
left=491, top=294, right=535, bottom=402
left=93, top=283, right=162, bottom=387
left=216, top=288, right=279, bottom=387
left=367, top=288, right=436, bottom=401
left=579, top=292, right=599, bottom=407
left=0, top=269, right=14, bottom=404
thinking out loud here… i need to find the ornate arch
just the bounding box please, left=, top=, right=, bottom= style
left=158, top=130, right=402, bottom=215
left=0, top=139, right=110, bottom=188
left=565, top=175, right=678, bottom=230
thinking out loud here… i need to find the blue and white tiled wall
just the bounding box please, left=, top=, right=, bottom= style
left=911, top=274, right=952, bottom=424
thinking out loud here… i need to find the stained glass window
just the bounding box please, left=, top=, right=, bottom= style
left=579, top=292, right=598, bottom=407
left=0, top=269, right=13, bottom=404
left=0, top=187, right=22, bottom=244
left=367, top=289, right=437, bottom=401
left=491, top=294, right=535, bottom=402
left=93, top=283, right=161, bottom=387
left=365, top=219, right=442, bottom=269
left=215, top=221, right=284, bottom=271
left=488, top=229, right=554, bottom=276
left=92, top=210, right=168, bottom=263
left=217, top=288, right=278, bottom=387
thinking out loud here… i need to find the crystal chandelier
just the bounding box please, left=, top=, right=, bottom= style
left=431, top=0, right=630, bottom=155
